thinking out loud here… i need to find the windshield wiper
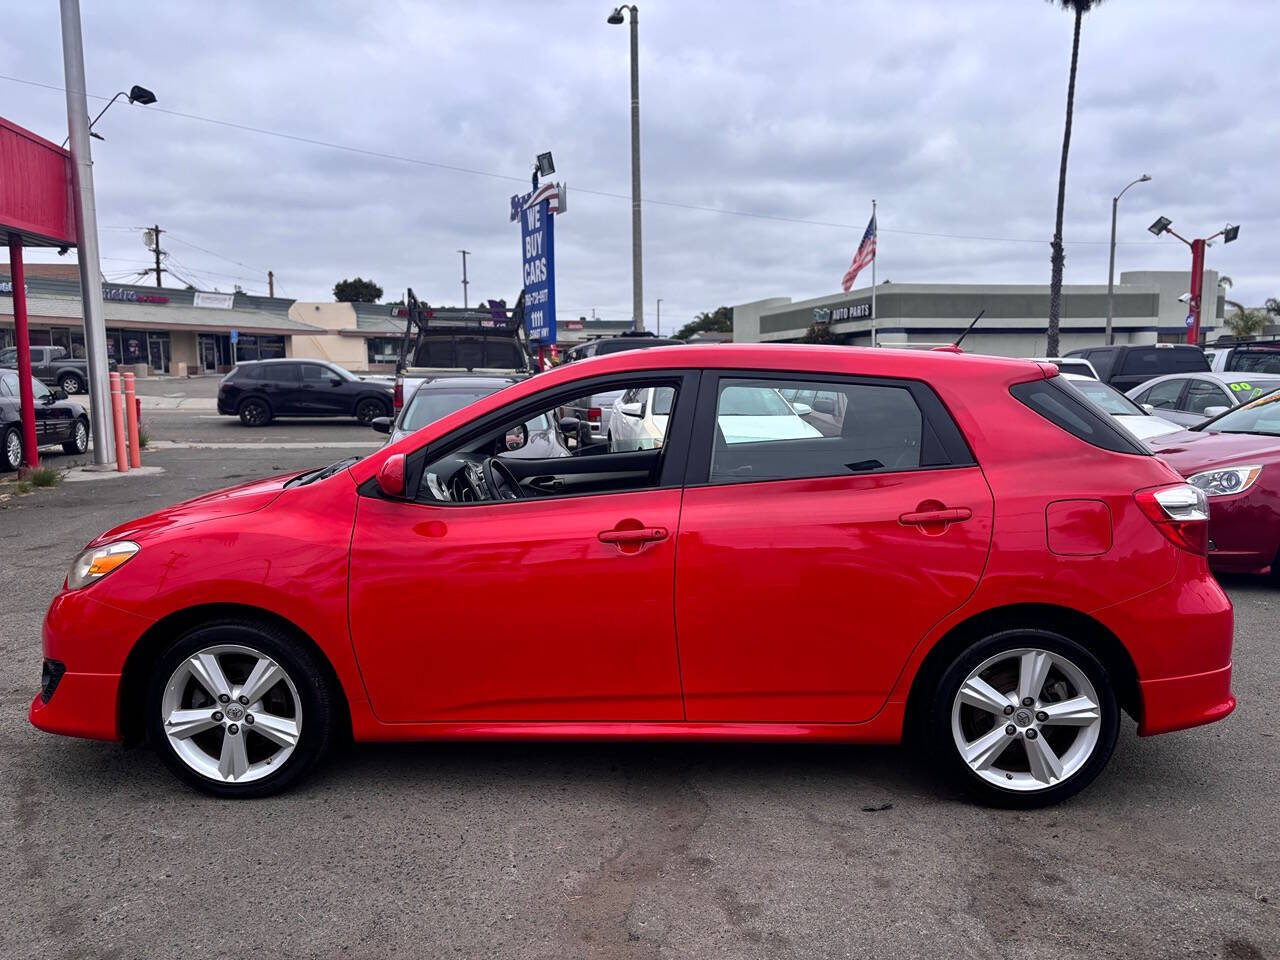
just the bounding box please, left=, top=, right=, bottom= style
left=284, top=456, right=362, bottom=488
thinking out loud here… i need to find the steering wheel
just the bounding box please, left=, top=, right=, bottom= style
left=482, top=456, right=525, bottom=501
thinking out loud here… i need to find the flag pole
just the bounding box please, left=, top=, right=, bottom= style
left=870, top=199, right=877, bottom=347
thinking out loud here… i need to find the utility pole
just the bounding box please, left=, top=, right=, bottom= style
left=267, top=270, right=274, bottom=297
left=151, top=223, right=163, bottom=287
left=457, top=249, right=470, bottom=308
left=59, top=0, right=113, bottom=466
left=656, top=298, right=662, bottom=335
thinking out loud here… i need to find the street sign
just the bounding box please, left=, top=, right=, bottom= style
left=230, top=328, right=239, bottom=345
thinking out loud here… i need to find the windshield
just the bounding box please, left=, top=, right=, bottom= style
left=403, top=387, right=498, bottom=431
left=719, top=386, right=793, bottom=416
left=0, top=348, right=16, bottom=365
left=1066, top=378, right=1144, bottom=417
left=1199, top=387, right=1280, bottom=436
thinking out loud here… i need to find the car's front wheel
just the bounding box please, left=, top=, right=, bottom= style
left=930, top=629, right=1119, bottom=808
left=238, top=397, right=271, bottom=426
left=354, top=397, right=385, bottom=425
left=2, top=426, right=22, bottom=472
left=62, top=417, right=90, bottom=455
left=60, top=373, right=84, bottom=395
left=145, top=620, right=337, bottom=798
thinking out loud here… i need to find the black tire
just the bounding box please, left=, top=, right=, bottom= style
left=144, top=619, right=337, bottom=798
left=60, top=373, right=84, bottom=395
left=62, top=417, right=90, bottom=455
left=2, top=426, right=21, bottom=472
left=927, top=628, right=1119, bottom=808
left=354, top=397, right=386, bottom=425
left=238, top=396, right=272, bottom=427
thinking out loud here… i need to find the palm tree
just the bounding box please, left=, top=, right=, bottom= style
left=1045, top=0, right=1105, bottom=358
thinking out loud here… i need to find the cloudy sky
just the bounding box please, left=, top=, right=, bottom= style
left=3, top=1, right=1277, bottom=331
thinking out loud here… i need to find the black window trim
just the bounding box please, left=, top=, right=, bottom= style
left=683, top=369, right=978, bottom=488
left=359, top=368, right=703, bottom=505
left=1011, top=376, right=1151, bottom=456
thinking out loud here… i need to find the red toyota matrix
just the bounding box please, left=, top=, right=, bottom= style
left=31, top=346, right=1235, bottom=806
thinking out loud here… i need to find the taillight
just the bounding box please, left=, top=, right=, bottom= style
left=393, top=379, right=404, bottom=412
left=588, top=407, right=602, bottom=422
left=1135, top=483, right=1209, bottom=554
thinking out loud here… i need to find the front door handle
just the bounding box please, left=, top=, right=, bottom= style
left=598, top=526, right=669, bottom=546
left=899, top=507, right=972, bottom=526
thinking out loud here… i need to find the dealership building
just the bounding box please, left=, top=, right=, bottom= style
left=732, top=270, right=1227, bottom=355
left=0, top=265, right=631, bottom=374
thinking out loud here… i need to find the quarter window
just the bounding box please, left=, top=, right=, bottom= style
left=709, top=378, right=930, bottom=483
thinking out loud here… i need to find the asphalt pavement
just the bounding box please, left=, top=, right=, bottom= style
left=1, top=405, right=1277, bottom=959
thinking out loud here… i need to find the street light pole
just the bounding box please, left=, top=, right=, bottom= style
left=656, top=298, right=662, bottom=335
left=59, top=0, right=113, bottom=466
left=1105, top=174, right=1151, bottom=346
left=608, top=5, right=643, bottom=331
left=1148, top=216, right=1239, bottom=346
left=457, top=249, right=470, bottom=308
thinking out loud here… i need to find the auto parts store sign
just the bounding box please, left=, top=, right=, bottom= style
left=510, top=182, right=565, bottom=345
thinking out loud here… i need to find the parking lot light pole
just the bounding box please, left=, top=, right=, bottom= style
left=1105, top=174, right=1150, bottom=345
left=1148, top=216, right=1239, bottom=345
left=59, top=0, right=114, bottom=466
left=608, top=5, right=643, bottom=332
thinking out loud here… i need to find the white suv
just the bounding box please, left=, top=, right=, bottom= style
left=608, top=386, right=676, bottom=451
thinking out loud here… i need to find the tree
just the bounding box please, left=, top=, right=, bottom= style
left=1224, top=307, right=1269, bottom=338
left=801, top=320, right=836, bottom=344
left=333, top=277, right=384, bottom=303
left=674, top=306, right=732, bottom=340
left=1045, top=0, right=1105, bottom=358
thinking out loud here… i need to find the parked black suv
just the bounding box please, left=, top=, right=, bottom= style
left=1063, top=344, right=1209, bottom=392
left=217, top=359, right=393, bottom=426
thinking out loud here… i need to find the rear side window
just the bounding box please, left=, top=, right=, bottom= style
left=1011, top=378, right=1150, bottom=455
left=1230, top=350, right=1280, bottom=375
left=707, top=377, right=965, bottom=484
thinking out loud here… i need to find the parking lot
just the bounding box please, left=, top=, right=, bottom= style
left=0, top=393, right=1275, bottom=959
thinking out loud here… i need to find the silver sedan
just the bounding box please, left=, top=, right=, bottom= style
left=1126, top=371, right=1280, bottom=427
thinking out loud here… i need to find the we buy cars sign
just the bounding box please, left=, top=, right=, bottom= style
left=511, top=182, right=564, bottom=346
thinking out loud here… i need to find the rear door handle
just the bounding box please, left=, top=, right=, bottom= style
left=899, top=507, right=972, bottom=526
left=598, top=526, right=669, bottom=545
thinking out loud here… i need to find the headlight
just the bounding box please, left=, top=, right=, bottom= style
left=1187, top=464, right=1263, bottom=498
left=67, top=541, right=139, bottom=590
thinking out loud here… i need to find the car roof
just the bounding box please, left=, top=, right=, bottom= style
left=417, top=376, right=515, bottom=390
left=1143, top=371, right=1280, bottom=384
left=237, top=357, right=330, bottom=365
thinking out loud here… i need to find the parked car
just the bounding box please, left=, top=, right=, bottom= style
left=0, top=344, right=105, bottom=395
left=1026, top=357, right=1098, bottom=379
left=607, top=385, right=676, bottom=451
left=32, top=346, right=1233, bottom=807
left=560, top=334, right=683, bottom=363
left=1148, top=389, right=1280, bottom=575
left=216, top=359, right=393, bottom=426
left=1125, top=372, right=1280, bottom=428
left=1205, top=337, right=1280, bottom=375
left=1059, top=372, right=1180, bottom=440
left=1064, top=344, right=1209, bottom=392
left=560, top=388, right=626, bottom=444
left=376, top=375, right=569, bottom=459
left=1, top=371, right=91, bottom=469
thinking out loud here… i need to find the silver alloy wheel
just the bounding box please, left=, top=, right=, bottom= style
left=5, top=430, right=21, bottom=469
left=160, top=643, right=302, bottom=784
left=62, top=375, right=81, bottom=394
left=950, top=647, right=1102, bottom=793
left=72, top=420, right=88, bottom=452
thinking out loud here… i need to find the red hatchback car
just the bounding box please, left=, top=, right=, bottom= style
left=30, top=345, right=1235, bottom=806
left=1149, top=388, right=1280, bottom=576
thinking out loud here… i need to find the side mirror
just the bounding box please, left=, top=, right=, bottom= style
left=1203, top=405, right=1229, bottom=418
left=1141, top=403, right=1155, bottom=414
left=504, top=423, right=529, bottom=451
left=377, top=453, right=406, bottom=498
left=330, top=377, right=343, bottom=387
left=619, top=401, right=644, bottom=418
left=791, top=401, right=813, bottom=416
left=557, top=416, right=581, bottom=436
left=812, top=397, right=837, bottom=415
left=51, top=388, right=69, bottom=401
left=370, top=416, right=392, bottom=434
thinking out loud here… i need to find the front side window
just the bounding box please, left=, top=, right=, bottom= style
left=1140, top=380, right=1185, bottom=411
left=300, top=363, right=330, bottom=382
left=413, top=377, right=683, bottom=504
left=0, top=373, right=15, bottom=396
left=30, top=377, right=51, bottom=400
left=709, top=378, right=930, bottom=483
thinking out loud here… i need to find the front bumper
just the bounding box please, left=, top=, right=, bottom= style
left=29, top=672, right=122, bottom=740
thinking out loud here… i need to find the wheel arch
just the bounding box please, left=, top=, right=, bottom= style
left=56, top=367, right=85, bottom=385
left=237, top=392, right=272, bottom=412
left=903, top=603, right=1141, bottom=741
left=118, top=602, right=351, bottom=745
left=355, top=392, right=391, bottom=415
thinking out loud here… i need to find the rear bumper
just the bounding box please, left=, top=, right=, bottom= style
left=1138, top=662, right=1235, bottom=736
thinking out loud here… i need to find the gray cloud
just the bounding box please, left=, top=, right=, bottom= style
left=2, top=0, right=1276, bottom=333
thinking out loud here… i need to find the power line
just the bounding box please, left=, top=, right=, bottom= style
left=2, top=72, right=1168, bottom=248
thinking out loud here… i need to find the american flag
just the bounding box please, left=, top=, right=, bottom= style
left=841, top=212, right=877, bottom=292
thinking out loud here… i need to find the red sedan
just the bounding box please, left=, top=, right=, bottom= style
left=1150, top=388, right=1280, bottom=576
left=30, top=345, right=1234, bottom=806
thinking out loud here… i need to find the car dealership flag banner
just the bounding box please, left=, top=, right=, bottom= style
left=841, top=211, right=877, bottom=293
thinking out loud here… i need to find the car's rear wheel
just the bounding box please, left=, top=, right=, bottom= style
left=60, top=373, right=84, bottom=395
left=238, top=397, right=271, bottom=427
left=145, top=621, right=336, bottom=798
left=62, top=417, right=89, bottom=455
left=2, top=426, right=21, bottom=472
left=929, top=629, right=1118, bottom=808
left=355, top=397, right=385, bottom=425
